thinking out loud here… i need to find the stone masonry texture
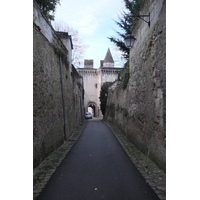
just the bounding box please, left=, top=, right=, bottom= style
left=105, top=0, right=166, bottom=172
left=33, top=3, right=84, bottom=168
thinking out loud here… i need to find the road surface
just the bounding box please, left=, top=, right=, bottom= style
left=36, top=119, right=159, bottom=200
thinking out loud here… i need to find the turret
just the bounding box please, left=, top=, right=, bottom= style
left=102, top=48, right=114, bottom=68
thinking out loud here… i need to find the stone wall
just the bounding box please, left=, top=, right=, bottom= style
left=77, top=69, right=99, bottom=115
left=77, top=67, right=122, bottom=117
left=101, top=69, right=121, bottom=84
left=55, top=31, right=73, bottom=71
left=33, top=1, right=84, bottom=168
left=105, top=0, right=166, bottom=171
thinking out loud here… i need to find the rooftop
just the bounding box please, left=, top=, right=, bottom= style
left=103, top=48, right=114, bottom=64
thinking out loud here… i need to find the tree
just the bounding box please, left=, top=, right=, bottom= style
left=108, top=0, right=144, bottom=59
left=35, top=0, right=60, bottom=21
left=99, top=82, right=112, bottom=115
left=54, top=21, right=88, bottom=67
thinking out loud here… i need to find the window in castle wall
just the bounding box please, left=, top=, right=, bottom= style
left=95, top=83, right=97, bottom=88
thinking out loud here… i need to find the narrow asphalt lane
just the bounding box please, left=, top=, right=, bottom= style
left=36, top=119, right=160, bottom=200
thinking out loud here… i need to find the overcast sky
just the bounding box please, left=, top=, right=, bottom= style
left=52, top=0, right=126, bottom=68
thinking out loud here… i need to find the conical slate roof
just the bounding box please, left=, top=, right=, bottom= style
left=104, top=48, right=114, bottom=63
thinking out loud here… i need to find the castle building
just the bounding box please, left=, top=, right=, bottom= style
left=77, top=48, right=122, bottom=117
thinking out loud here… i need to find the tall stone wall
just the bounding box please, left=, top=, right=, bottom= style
left=105, top=0, right=166, bottom=171
left=33, top=2, right=84, bottom=168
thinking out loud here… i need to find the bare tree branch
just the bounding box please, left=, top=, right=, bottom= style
left=54, top=21, right=89, bottom=67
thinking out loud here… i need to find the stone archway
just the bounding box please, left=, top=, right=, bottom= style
left=87, top=102, right=97, bottom=117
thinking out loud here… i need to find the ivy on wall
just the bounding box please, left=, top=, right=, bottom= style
left=120, top=61, right=130, bottom=89
left=53, top=45, right=69, bottom=69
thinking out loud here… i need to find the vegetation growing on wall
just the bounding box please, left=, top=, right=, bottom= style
left=120, top=60, right=130, bottom=89
left=54, top=45, right=67, bottom=58
left=53, top=45, right=69, bottom=68
left=35, top=0, right=60, bottom=21
left=99, top=82, right=112, bottom=115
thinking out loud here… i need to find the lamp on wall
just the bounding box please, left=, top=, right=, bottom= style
left=124, top=12, right=150, bottom=49
left=124, top=34, right=136, bottom=49
left=137, top=12, right=150, bottom=28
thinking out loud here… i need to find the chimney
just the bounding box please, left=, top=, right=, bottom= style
left=100, top=60, right=104, bottom=68
left=84, top=59, right=94, bottom=68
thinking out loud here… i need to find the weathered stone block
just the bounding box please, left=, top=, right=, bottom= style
left=33, top=3, right=84, bottom=168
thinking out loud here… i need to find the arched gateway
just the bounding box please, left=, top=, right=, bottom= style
left=87, top=102, right=98, bottom=117
left=77, top=48, right=122, bottom=117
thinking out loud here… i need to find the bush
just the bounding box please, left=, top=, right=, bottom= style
left=99, top=82, right=112, bottom=115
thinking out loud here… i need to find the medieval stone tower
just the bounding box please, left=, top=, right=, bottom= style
left=77, top=48, right=121, bottom=117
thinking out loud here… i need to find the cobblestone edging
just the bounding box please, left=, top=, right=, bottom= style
left=33, top=121, right=87, bottom=200
left=104, top=121, right=166, bottom=200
